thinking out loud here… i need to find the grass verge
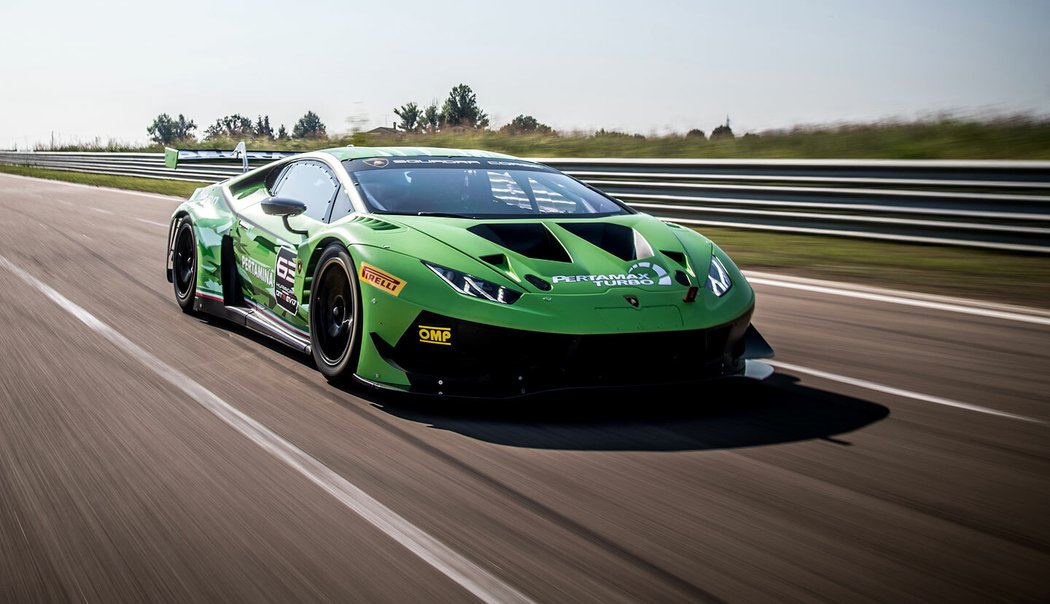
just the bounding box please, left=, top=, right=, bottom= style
left=1, top=165, right=1045, bottom=308
left=0, top=165, right=204, bottom=198
left=702, top=226, right=1050, bottom=309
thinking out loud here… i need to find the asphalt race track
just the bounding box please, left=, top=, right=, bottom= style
left=0, top=173, right=1047, bottom=603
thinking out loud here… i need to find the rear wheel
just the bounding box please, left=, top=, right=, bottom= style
left=309, top=245, right=362, bottom=382
left=172, top=218, right=197, bottom=313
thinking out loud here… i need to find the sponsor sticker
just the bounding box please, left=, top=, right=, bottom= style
left=487, top=160, right=542, bottom=169
left=359, top=263, right=406, bottom=296
left=390, top=159, right=482, bottom=166
left=240, top=254, right=274, bottom=286
left=362, top=158, right=389, bottom=168
left=274, top=248, right=298, bottom=314
left=551, top=261, right=674, bottom=288
left=418, top=325, right=452, bottom=346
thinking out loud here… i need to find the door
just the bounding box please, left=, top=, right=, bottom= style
left=234, top=160, right=340, bottom=335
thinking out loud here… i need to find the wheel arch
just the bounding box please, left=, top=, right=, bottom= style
left=303, top=236, right=352, bottom=307
left=165, top=209, right=193, bottom=284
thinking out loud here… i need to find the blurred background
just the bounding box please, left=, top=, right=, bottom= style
left=0, top=1, right=1048, bottom=602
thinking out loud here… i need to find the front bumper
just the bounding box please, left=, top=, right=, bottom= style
left=367, top=307, right=762, bottom=396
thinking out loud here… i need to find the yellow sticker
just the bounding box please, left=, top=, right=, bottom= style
left=418, top=325, right=452, bottom=346
left=359, top=263, right=406, bottom=296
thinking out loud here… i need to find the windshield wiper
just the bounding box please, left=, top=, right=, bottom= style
left=415, top=211, right=474, bottom=218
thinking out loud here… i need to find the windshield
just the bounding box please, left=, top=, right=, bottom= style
left=342, top=157, right=629, bottom=219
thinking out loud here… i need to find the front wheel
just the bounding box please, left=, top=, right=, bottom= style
left=172, top=217, right=197, bottom=313
left=309, top=245, right=362, bottom=382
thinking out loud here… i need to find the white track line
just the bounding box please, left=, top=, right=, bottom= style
left=0, top=255, right=533, bottom=604
left=135, top=218, right=168, bottom=227
left=769, top=360, right=1044, bottom=424
left=746, top=273, right=1050, bottom=327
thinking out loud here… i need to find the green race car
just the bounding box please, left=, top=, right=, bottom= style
left=166, top=147, right=773, bottom=396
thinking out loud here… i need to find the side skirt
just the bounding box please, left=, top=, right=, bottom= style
left=194, top=295, right=311, bottom=354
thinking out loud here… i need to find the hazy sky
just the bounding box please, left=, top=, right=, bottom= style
left=1, top=0, right=1047, bottom=148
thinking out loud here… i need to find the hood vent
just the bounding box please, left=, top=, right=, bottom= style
left=468, top=223, right=571, bottom=262
left=350, top=215, right=399, bottom=231
left=559, top=222, right=654, bottom=261
left=662, top=250, right=687, bottom=267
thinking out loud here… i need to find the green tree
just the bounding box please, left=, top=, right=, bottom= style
left=686, top=128, right=706, bottom=139
left=292, top=111, right=327, bottom=139
left=422, top=103, right=441, bottom=132
left=501, top=114, right=552, bottom=134
left=710, top=124, right=734, bottom=139
left=204, top=114, right=255, bottom=140
left=711, top=117, right=735, bottom=140
left=393, top=102, right=421, bottom=132
left=146, top=113, right=197, bottom=145
left=254, top=115, right=274, bottom=139
left=440, top=84, right=488, bottom=129
left=276, top=125, right=289, bottom=140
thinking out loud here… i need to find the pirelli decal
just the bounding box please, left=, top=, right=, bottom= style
left=360, top=263, right=406, bottom=296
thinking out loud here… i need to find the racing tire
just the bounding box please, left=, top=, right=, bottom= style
left=309, top=244, right=362, bottom=383
left=172, top=217, right=197, bottom=313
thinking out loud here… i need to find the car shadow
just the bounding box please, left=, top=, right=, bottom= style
left=361, top=373, right=890, bottom=452
left=195, top=317, right=889, bottom=452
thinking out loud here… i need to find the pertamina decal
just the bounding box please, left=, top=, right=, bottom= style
left=551, top=261, right=674, bottom=288
left=418, top=325, right=451, bottom=346
left=274, top=248, right=298, bottom=314
left=360, top=263, right=407, bottom=296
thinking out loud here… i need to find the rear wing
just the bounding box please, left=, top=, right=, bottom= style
left=164, top=141, right=298, bottom=173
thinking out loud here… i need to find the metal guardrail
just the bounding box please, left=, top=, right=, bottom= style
left=1, top=151, right=1049, bottom=253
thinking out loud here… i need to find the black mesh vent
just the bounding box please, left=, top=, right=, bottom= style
left=559, top=222, right=636, bottom=261
left=377, top=309, right=753, bottom=396
left=468, top=223, right=570, bottom=262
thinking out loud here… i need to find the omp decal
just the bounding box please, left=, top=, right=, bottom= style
left=360, top=263, right=406, bottom=296
left=551, top=261, right=674, bottom=288
left=418, top=325, right=452, bottom=346
left=275, top=248, right=298, bottom=314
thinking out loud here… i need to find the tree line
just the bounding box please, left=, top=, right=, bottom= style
left=146, top=83, right=733, bottom=145
left=392, top=84, right=554, bottom=135
left=146, top=110, right=327, bottom=145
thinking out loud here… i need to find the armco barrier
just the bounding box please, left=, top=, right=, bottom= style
left=2, top=151, right=1048, bottom=253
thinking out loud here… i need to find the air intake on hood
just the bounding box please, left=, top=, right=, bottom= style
left=468, top=223, right=571, bottom=262
left=350, top=215, right=399, bottom=231
left=559, top=222, right=653, bottom=261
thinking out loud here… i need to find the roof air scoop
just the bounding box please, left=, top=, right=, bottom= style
left=468, top=223, right=571, bottom=262
left=559, top=222, right=654, bottom=261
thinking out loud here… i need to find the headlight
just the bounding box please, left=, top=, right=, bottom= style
left=707, top=256, right=732, bottom=297
left=423, top=261, right=522, bottom=304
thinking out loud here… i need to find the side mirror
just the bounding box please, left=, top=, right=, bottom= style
left=260, top=197, right=309, bottom=236
left=261, top=197, right=307, bottom=217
